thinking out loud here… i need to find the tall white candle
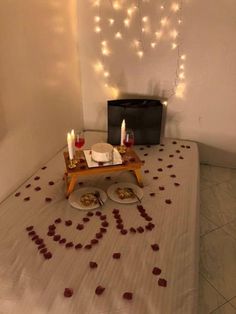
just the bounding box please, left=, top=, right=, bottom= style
left=67, top=132, right=74, bottom=160
left=120, top=119, right=126, bottom=146
left=71, top=129, right=75, bottom=155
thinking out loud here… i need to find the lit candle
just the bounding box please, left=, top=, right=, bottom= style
left=67, top=132, right=74, bottom=160
left=71, top=129, right=75, bottom=155
left=120, top=119, right=126, bottom=146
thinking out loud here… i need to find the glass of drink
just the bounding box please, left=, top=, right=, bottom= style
left=123, top=129, right=134, bottom=149
left=75, top=131, right=85, bottom=162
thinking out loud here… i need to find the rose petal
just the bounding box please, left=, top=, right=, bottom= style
left=144, top=170, right=149, bottom=173
left=113, top=253, right=121, bottom=259
left=101, top=221, right=109, bottom=227
left=159, top=149, right=164, bottom=152
left=158, top=278, right=167, bottom=287
left=32, top=235, right=39, bottom=241
left=112, top=209, right=119, bottom=214
left=41, top=166, right=47, bottom=170
left=142, top=160, right=145, bottom=164
left=160, top=144, right=165, bottom=147
left=95, top=211, right=102, bottom=216
left=159, top=186, right=165, bottom=191
left=123, top=292, right=133, bottom=300
left=157, top=168, right=163, bottom=172
left=83, top=217, right=90, bottom=223
left=100, top=215, right=107, bottom=221
left=158, top=158, right=163, bottom=161
left=64, top=288, right=73, bottom=298
left=129, top=227, right=136, bottom=233
left=34, top=176, right=40, bottom=181
left=45, top=197, right=52, bottom=202
left=152, top=267, right=162, bottom=276
left=96, top=233, right=103, bottom=239
left=89, top=261, right=98, bottom=269
left=144, top=153, right=148, bottom=156
left=78, top=182, right=84, bottom=186
left=170, top=174, right=176, bottom=178
left=167, top=165, right=173, bottom=168
left=105, top=176, right=111, bottom=180
left=48, top=181, right=54, bottom=186
left=137, top=226, right=144, bottom=233
left=48, top=224, right=56, bottom=230
left=116, top=224, right=124, bottom=230
left=24, top=197, right=30, bottom=201
left=100, top=228, right=107, bottom=233
left=47, top=231, right=55, bottom=237
left=91, top=239, right=98, bottom=245
left=181, top=145, right=185, bottom=148
left=174, top=182, right=180, bottom=186
left=35, top=238, right=43, bottom=245
left=151, top=244, right=159, bottom=251
left=40, top=248, right=47, bottom=254
left=28, top=231, right=36, bottom=236
left=26, top=226, right=34, bottom=231
left=76, top=224, right=84, bottom=230
left=34, top=186, right=41, bottom=191
left=95, top=286, right=105, bottom=295
left=25, top=184, right=31, bottom=188
left=186, top=145, right=191, bottom=149
left=176, top=150, right=180, bottom=153
left=179, top=156, right=184, bottom=160
left=165, top=199, right=172, bottom=204
left=53, top=235, right=61, bottom=242
left=65, top=242, right=74, bottom=248
left=120, top=229, right=128, bottom=235
left=84, top=244, right=92, bottom=250
left=169, top=154, right=174, bottom=158
left=150, top=193, right=155, bottom=197
left=59, top=238, right=66, bottom=244
left=65, top=220, right=72, bottom=226
left=153, top=176, right=158, bottom=180
left=55, top=218, right=62, bottom=224
left=44, top=252, right=52, bottom=259
left=75, top=243, right=83, bottom=249
left=172, top=141, right=177, bottom=144
left=139, top=147, right=144, bottom=150
left=87, top=212, right=94, bottom=217
left=137, top=205, right=144, bottom=210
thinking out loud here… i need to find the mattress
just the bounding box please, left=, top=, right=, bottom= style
left=0, top=131, right=199, bottom=314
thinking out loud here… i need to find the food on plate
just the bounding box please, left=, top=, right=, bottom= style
left=115, top=187, right=135, bottom=200
left=80, top=193, right=98, bottom=207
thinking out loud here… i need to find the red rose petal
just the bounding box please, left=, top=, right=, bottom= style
left=123, top=292, right=133, bottom=300
left=181, top=145, right=185, bottom=148
left=65, top=220, right=72, bottom=226
left=95, top=211, right=102, bottom=216
left=137, top=205, right=144, bottom=210
left=83, top=217, right=90, bottom=223
left=165, top=199, right=172, bottom=204
left=95, top=286, right=105, bottom=295
left=100, top=215, right=107, bottom=221
left=26, top=226, right=34, bottom=231
left=35, top=238, right=43, bottom=245
left=101, top=221, right=109, bottom=227
left=15, top=192, right=21, bottom=197
left=91, top=239, right=98, bottom=245
left=113, top=209, right=119, bottom=214
left=28, top=231, right=36, bottom=236
left=98, top=162, right=104, bottom=166
left=129, top=227, right=136, bottom=233
left=160, top=144, right=165, bottom=147
left=65, top=242, right=74, bottom=248
left=159, top=186, right=165, bottom=191
left=159, top=148, right=164, bottom=152
left=76, top=224, right=84, bottom=230
left=34, top=176, right=40, bottom=181
left=179, top=156, right=184, bottom=159
left=157, top=168, right=163, bottom=172
left=142, top=160, right=145, bottom=164
left=32, top=235, right=39, bottom=241
left=153, top=176, right=158, bottom=180
left=150, top=193, right=155, bottom=197
left=75, top=243, right=83, bottom=249
left=137, top=226, right=144, bottom=233
left=139, top=147, right=144, bottom=150
left=24, top=197, right=30, bottom=202
left=48, top=224, right=56, bottom=230
left=105, top=176, right=111, bottom=180
left=59, top=238, right=66, bottom=244
left=25, top=184, right=31, bottom=188
left=34, top=186, right=41, bottom=191
left=170, top=174, right=176, bottom=178
left=120, top=229, right=128, bottom=235
left=55, top=218, right=62, bottom=224
left=53, top=234, right=61, bottom=242
left=169, top=154, right=174, bottom=158
left=158, top=158, right=163, bottom=161
left=38, top=244, right=45, bottom=250
left=44, top=252, right=52, bottom=259
left=64, top=288, right=73, bottom=298
left=41, top=166, right=47, bottom=170
left=116, top=224, right=124, bottom=230
left=158, top=278, right=167, bottom=287
left=84, top=244, right=92, bottom=250
left=167, top=165, right=173, bottom=168
left=100, top=228, right=107, bottom=233
left=186, top=145, right=190, bottom=149
left=47, top=231, right=55, bottom=237
left=145, top=216, right=153, bottom=222
left=172, top=141, right=177, bottom=144
left=96, top=233, right=103, bottom=239
left=152, top=267, right=162, bottom=275
left=113, top=253, right=121, bottom=259
left=89, top=261, right=98, bottom=269
left=174, top=182, right=180, bottom=186
left=78, top=182, right=84, bottom=186
left=87, top=212, right=94, bottom=217
left=45, top=197, right=52, bottom=202
left=144, top=153, right=148, bottom=156
left=114, top=213, right=121, bottom=219
left=48, top=181, right=54, bottom=185
left=144, top=170, right=149, bottom=173
left=151, top=244, right=160, bottom=251
left=176, top=150, right=180, bottom=153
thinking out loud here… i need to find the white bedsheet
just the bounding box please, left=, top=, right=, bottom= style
left=0, top=131, right=199, bottom=314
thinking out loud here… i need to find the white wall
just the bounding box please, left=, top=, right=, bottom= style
left=0, top=0, right=83, bottom=202
left=77, top=0, right=236, bottom=167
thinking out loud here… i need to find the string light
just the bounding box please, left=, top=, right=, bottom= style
left=151, top=42, right=156, bottom=48
left=160, top=17, right=168, bottom=27
left=172, top=43, right=177, bottom=49
left=124, top=18, right=130, bottom=27
left=112, top=1, right=121, bottom=10
left=108, top=18, right=114, bottom=25
left=137, top=50, right=144, bottom=58
left=115, top=32, right=122, bottom=39
left=171, top=3, right=180, bottom=12
left=94, top=16, right=101, bottom=22
left=94, top=26, right=101, bottom=33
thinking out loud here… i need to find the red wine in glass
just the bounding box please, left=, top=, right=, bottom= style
left=75, top=137, right=85, bottom=149
left=123, top=130, right=134, bottom=148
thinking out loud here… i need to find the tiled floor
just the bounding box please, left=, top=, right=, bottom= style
left=199, top=164, right=236, bottom=314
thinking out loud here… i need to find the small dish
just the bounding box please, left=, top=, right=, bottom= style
left=68, top=187, right=107, bottom=210
left=107, top=182, right=143, bottom=204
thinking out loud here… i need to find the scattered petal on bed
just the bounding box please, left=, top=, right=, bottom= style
left=89, top=261, right=98, bottom=269
left=64, top=288, right=73, bottom=297
left=113, top=253, right=121, bottom=259
left=152, top=267, right=162, bottom=275
left=158, top=278, right=167, bottom=287
left=95, top=286, right=105, bottom=295
left=65, top=220, right=72, bottom=226
left=151, top=244, right=160, bottom=251
left=123, top=292, right=133, bottom=300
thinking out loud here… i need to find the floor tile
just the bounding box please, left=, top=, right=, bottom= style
left=200, top=185, right=236, bottom=226
left=200, top=215, right=218, bottom=236
left=199, top=275, right=226, bottom=313
left=211, top=302, right=236, bottom=314
left=200, top=165, right=235, bottom=185
left=217, top=179, right=236, bottom=201
left=200, top=228, right=236, bottom=300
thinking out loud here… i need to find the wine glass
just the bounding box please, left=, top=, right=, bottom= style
left=75, top=131, right=85, bottom=162
left=123, top=129, right=134, bottom=149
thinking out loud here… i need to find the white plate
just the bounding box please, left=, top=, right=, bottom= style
left=107, top=182, right=143, bottom=204
left=68, top=187, right=107, bottom=210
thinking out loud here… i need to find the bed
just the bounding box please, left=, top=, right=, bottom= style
left=0, top=131, right=199, bottom=314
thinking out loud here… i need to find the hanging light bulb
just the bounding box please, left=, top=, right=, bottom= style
left=108, top=18, right=114, bottom=26
left=171, top=3, right=180, bottom=12
left=172, top=43, right=177, bottom=49
left=179, top=72, right=185, bottom=79
left=180, top=64, right=185, bottom=70
left=115, top=32, right=122, bottom=39
left=181, top=54, right=186, bottom=60
left=155, top=30, right=163, bottom=39
left=142, top=16, right=148, bottom=22
left=124, top=18, right=130, bottom=27
left=160, top=17, right=168, bottom=27
left=94, top=16, right=100, bottom=22
left=137, top=50, right=144, bottom=58
left=102, top=47, right=110, bottom=56
left=113, top=1, right=121, bottom=10
left=160, top=5, right=164, bottom=10
left=151, top=42, right=156, bottom=48
left=170, top=29, right=178, bottom=39
left=94, top=61, right=103, bottom=73
left=104, top=71, right=110, bottom=77
left=94, top=26, right=101, bottom=33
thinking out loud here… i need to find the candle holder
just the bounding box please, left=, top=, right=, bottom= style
left=68, top=158, right=77, bottom=169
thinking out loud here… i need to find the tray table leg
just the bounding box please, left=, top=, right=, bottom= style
left=133, top=168, right=143, bottom=187
left=65, top=173, right=79, bottom=197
